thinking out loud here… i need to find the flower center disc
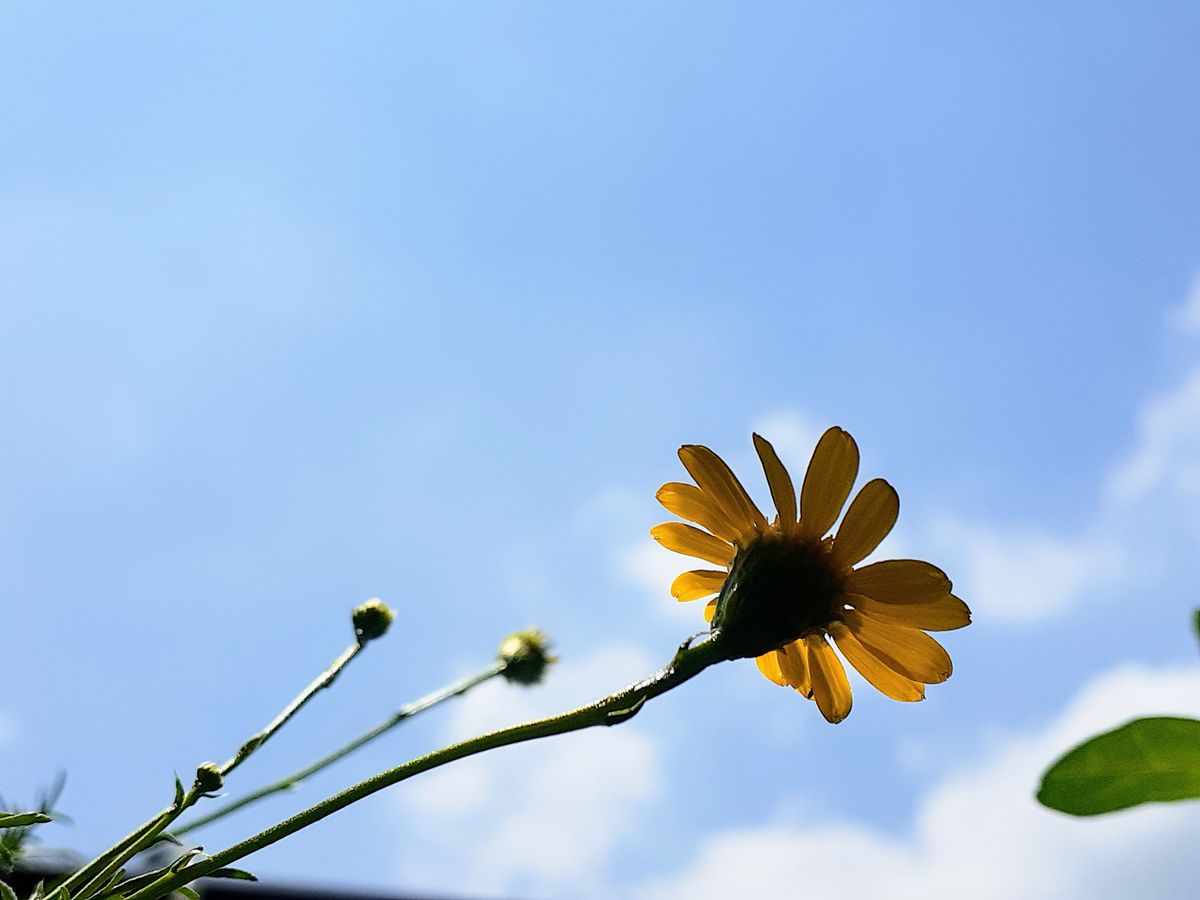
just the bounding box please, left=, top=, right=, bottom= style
left=712, top=531, right=843, bottom=659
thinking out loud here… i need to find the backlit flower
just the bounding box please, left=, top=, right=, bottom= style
left=651, top=428, right=970, bottom=724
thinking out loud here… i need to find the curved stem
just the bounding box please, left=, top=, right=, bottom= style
left=175, top=660, right=507, bottom=836
left=124, top=634, right=727, bottom=900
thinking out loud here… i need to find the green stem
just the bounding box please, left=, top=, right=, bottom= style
left=47, top=799, right=187, bottom=900
left=124, top=634, right=727, bottom=900
left=50, top=638, right=368, bottom=900
left=220, top=640, right=365, bottom=778
left=175, top=660, right=507, bottom=836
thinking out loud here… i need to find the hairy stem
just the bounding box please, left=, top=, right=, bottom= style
left=176, top=660, right=506, bottom=835
left=125, top=634, right=726, bottom=900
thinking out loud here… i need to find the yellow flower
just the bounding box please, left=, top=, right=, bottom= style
left=651, top=428, right=970, bottom=724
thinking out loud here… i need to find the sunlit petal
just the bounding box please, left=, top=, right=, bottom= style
left=753, top=433, right=797, bottom=530
left=651, top=522, right=735, bottom=566
left=777, top=640, right=812, bottom=696
left=656, top=482, right=741, bottom=543
left=679, top=445, right=768, bottom=535
left=670, top=569, right=728, bottom=602
left=845, top=559, right=951, bottom=603
left=831, top=479, right=899, bottom=567
left=755, top=649, right=788, bottom=687
left=849, top=593, right=971, bottom=631
left=798, top=427, right=859, bottom=539
left=843, top=610, right=953, bottom=683
left=805, top=634, right=852, bottom=723
left=830, top=620, right=925, bottom=702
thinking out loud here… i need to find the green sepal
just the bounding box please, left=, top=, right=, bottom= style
left=91, top=868, right=124, bottom=898
left=105, top=866, right=170, bottom=896
left=1193, top=608, right=1199, bottom=651
left=173, top=775, right=185, bottom=808
left=0, top=879, right=17, bottom=900
left=0, top=814, right=51, bottom=829
left=168, top=850, right=201, bottom=873
left=1037, top=716, right=1200, bottom=815
left=209, top=868, right=257, bottom=882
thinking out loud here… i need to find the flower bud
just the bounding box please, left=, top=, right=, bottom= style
left=352, top=598, right=394, bottom=644
left=194, top=761, right=224, bottom=794
left=497, top=629, right=556, bottom=686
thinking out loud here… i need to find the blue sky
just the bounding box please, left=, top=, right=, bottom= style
left=4, top=4, right=1200, bottom=898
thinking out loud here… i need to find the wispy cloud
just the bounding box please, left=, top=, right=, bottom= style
left=1166, top=274, right=1200, bottom=334
left=1106, top=368, right=1200, bottom=506
left=926, top=518, right=1124, bottom=624
left=634, top=663, right=1200, bottom=900
left=390, top=643, right=661, bottom=898
left=930, top=354, right=1200, bottom=624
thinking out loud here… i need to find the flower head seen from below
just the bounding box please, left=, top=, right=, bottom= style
left=651, top=428, right=970, bottom=724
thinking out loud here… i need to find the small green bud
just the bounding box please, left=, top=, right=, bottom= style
left=498, top=629, right=557, bottom=686
left=352, top=598, right=394, bottom=644
left=194, top=761, right=224, bottom=794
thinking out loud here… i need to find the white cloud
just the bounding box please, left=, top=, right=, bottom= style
left=750, top=410, right=821, bottom=468
left=929, top=352, right=1200, bottom=623
left=391, top=643, right=662, bottom=899
left=927, top=518, right=1125, bottom=624
left=619, top=540, right=705, bottom=624
left=1106, top=368, right=1200, bottom=506
left=1166, top=274, right=1200, bottom=333
left=635, top=663, right=1200, bottom=900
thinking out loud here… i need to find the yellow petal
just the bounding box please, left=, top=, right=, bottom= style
left=704, top=598, right=717, bottom=623
left=845, top=559, right=951, bottom=603
left=849, top=593, right=971, bottom=631
left=777, top=640, right=812, bottom=696
left=670, top=569, right=728, bottom=602
left=805, top=634, right=852, bottom=723
left=752, top=433, right=797, bottom=530
left=755, top=649, right=788, bottom=687
left=843, top=610, right=953, bottom=683
left=798, top=427, right=859, bottom=539
left=656, top=482, right=741, bottom=543
left=679, top=445, right=768, bottom=535
left=829, top=620, right=925, bottom=702
left=831, top=479, right=899, bottom=568
left=651, top=523, right=735, bottom=566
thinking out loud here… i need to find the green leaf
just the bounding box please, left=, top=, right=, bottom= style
left=1038, top=716, right=1200, bottom=815
left=177, top=887, right=200, bottom=900
left=208, top=868, right=257, bottom=882
left=0, top=814, right=51, bottom=829
left=0, top=879, right=17, bottom=900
